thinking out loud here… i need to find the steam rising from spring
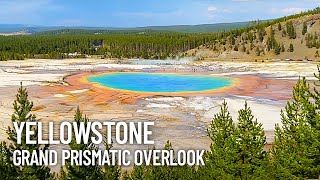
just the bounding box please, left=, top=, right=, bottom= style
left=128, top=56, right=199, bottom=65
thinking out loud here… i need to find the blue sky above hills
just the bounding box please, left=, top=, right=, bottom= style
left=0, top=0, right=319, bottom=27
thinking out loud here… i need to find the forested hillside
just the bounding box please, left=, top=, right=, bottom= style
left=1, top=7, right=320, bottom=61
left=191, top=7, right=320, bottom=60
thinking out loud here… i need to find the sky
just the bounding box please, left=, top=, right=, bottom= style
left=0, top=0, right=320, bottom=27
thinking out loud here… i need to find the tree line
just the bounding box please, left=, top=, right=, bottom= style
left=1, top=66, right=320, bottom=179
left=1, top=7, right=320, bottom=61
left=0, top=33, right=217, bottom=61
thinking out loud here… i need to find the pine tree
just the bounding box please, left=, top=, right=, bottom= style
left=271, top=74, right=320, bottom=179
left=199, top=101, right=269, bottom=179
left=6, top=83, right=52, bottom=179
left=128, top=141, right=196, bottom=180
left=60, top=107, right=104, bottom=180
left=289, top=43, right=294, bottom=52
left=154, top=141, right=196, bottom=179
left=308, top=66, right=320, bottom=177
left=275, top=44, right=281, bottom=55
left=234, top=45, right=239, bottom=51
left=126, top=163, right=147, bottom=180
left=267, top=27, right=278, bottom=51
left=103, top=143, right=121, bottom=180
left=0, top=142, right=18, bottom=180
left=286, top=21, right=297, bottom=39
left=278, top=23, right=282, bottom=31
left=281, top=44, right=285, bottom=52
left=198, top=101, right=238, bottom=179
left=282, top=29, right=287, bottom=37
left=302, top=22, right=308, bottom=35
left=256, top=47, right=261, bottom=56
left=236, top=102, right=268, bottom=179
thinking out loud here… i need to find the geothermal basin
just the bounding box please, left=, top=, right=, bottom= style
left=0, top=58, right=317, bottom=171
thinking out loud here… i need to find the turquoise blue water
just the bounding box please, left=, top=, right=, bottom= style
left=88, top=73, right=232, bottom=93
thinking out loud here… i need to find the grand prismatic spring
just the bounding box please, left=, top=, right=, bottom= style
left=87, top=73, right=233, bottom=93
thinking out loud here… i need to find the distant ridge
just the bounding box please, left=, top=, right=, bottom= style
left=134, top=22, right=251, bottom=33
left=0, top=21, right=252, bottom=34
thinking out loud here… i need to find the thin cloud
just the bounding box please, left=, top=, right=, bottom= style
left=208, top=14, right=219, bottom=19
left=281, top=8, right=305, bottom=15
left=208, top=6, right=218, bottom=11
left=272, top=7, right=306, bottom=16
